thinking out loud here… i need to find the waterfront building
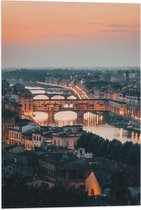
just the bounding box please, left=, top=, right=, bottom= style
left=8, top=119, right=39, bottom=149
left=8, top=119, right=84, bottom=150
left=18, top=95, right=33, bottom=116
left=52, top=132, right=81, bottom=149
left=108, top=99, right=127, bottom=116
left=126, top=96, right=140, bottom=120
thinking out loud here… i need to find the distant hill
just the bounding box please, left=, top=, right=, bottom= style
left=2, top=69, right=46, bottom=82
left=2, top=67, right=140, bottom=83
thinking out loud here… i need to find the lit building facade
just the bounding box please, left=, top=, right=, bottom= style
left=126, top=96, right=140, bottom=120
left=18, top=95, right=33, bottom=116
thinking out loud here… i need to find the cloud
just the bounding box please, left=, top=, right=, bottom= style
left=99, top=29, right=126, bottom=33
left=90, top=22, right=140, bottom=32
left=90, top=22, right=140, bottom=28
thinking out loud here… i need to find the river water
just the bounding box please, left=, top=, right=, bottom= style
left=57, top=112, right=140, bottom=144
left=83, top=123, right=140, bottom=144
left=33, top=111, right=140, bottom=144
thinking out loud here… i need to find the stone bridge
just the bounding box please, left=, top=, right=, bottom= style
left=33, top=98, right=110, bottom=112
left=19, top=95, right=127, bottom=125
left=32, top=98, right=126, bottom=124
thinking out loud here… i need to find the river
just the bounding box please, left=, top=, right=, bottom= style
left=32, top=111, right=140, bottom=144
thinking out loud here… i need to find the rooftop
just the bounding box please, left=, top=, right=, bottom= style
left=63, top=125, right=83, bottom=128
left=109, top=99, right=126, bottom=104
left=16, top=118, right=35, bottom=127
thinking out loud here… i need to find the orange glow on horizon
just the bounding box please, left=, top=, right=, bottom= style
left=2, top=2, right=140, bottom=46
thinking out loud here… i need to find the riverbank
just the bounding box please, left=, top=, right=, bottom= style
left=104, top=113, right=140, bottom=134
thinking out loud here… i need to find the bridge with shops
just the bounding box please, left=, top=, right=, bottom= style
left=32, top=98, right=126, bottom=124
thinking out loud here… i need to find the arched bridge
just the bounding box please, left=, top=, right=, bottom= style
left=33, top=98, right=110, bottom=113
left=19, top=94, right=127, bottom=125
left=33, top=98, right=111, bottom=124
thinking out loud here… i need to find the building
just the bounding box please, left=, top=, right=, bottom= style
left=2, top=100, right=22, bottom=117
left=126, top=96, right=140, bottom=120
left=8, top=119, right=39, bottom=149
left=62, top=125, right=83, bottom=133
left=85, top=172, right=101, bottom=196
left=21, top=131, right=33, bottom=151
left=56, top=157, right=91, bottom=190
left=109, top=99, right=127, bottom=116
left=2, top=109, right=16, bottom=143
left=9, top=126, right=22, bottom=146
left=38, top=147, right=112, bottom=191
left=38, top=148, right=92, bottom=190
left=52, top=132, right=81, bottom=149
left=15, top=119, right=38, bottom=133
left=8, top=120, right=84, bottom=151
left=18, top=95, right=33, bottom=116
left=74, top=148, right=93, bottom=159
left=2, top=144, right=35, bottom=178
left=32, top=130, right=53, bottom=148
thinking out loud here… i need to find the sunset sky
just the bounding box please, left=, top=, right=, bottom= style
left=2, top=1, right=140, bottom=68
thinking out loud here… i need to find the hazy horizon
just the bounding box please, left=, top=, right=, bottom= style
left=2, top=65, right=140, bottom=72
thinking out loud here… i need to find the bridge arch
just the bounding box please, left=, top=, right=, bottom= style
left=51, top=95, right=65, bottom=100
left=67, top=95, right=76, bottom=100
left=33, top=95, right=49, bottom=100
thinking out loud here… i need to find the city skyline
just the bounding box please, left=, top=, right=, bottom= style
left=2, top=2, right=140, bottom=68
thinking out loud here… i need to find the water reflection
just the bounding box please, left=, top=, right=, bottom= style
left=84, top=112, right=103, bottom=126
left=32, top=111, right=140, bottom=144
left=131, top=132, right=141, bottom=141
left=83, top=113, right=140, bottom=144
left=55, top=120, right=76, bottom=127
left=54, top=111, right=77, bottom=126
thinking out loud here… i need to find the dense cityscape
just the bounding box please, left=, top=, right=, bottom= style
left=2, top=1, right=140, bottom=208
left=2, top=68, right=140, bottom=207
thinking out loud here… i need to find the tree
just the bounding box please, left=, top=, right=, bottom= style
left=75, top=133, right=140, bottom=166
left=109, top=170, right=134, bottom=205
